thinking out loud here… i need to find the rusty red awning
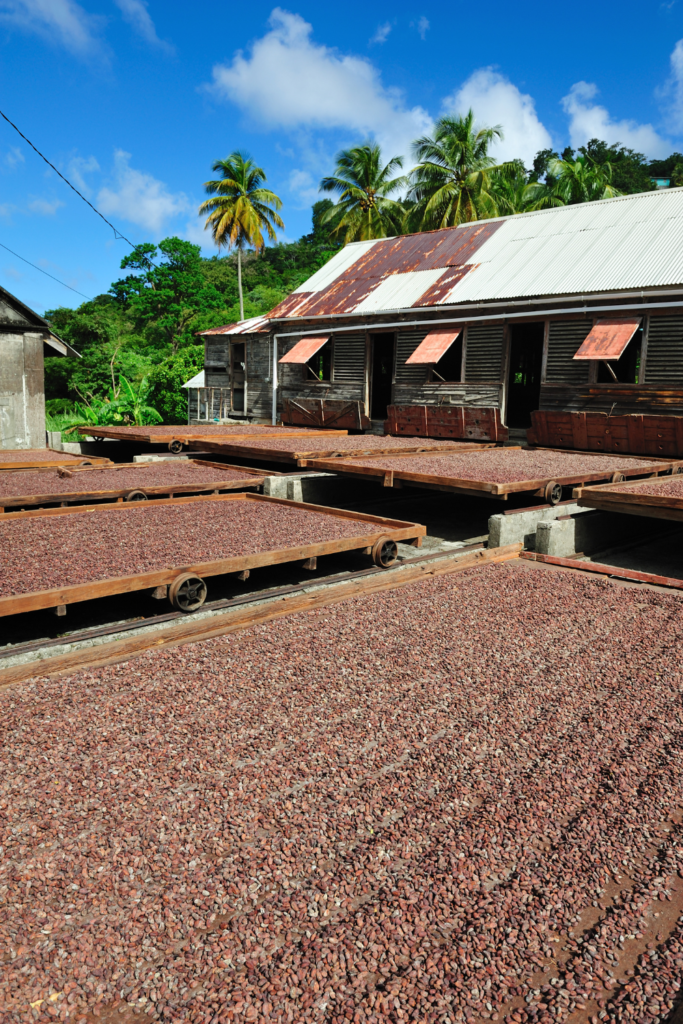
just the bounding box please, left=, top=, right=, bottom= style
left=573, top=318, right=641, bottom=361
left=279, top=336, right=330, bottom=364
left=405, top=328, right=462, bottom=365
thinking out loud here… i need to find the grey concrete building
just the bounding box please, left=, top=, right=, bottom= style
left=0, top=285, right=79, bottom=450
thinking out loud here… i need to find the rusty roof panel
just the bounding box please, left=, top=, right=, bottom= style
left=279, top=335, right=329, bottom=364
left=405, top=328, right=462, bottom=365
left=573, top=317, right=642, bottom=360
left=412, top=265, right=473, bottom=306
left=199, top=316, right=271, bottom=336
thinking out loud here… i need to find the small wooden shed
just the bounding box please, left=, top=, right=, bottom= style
left=0, top=285, right=79, bottom=450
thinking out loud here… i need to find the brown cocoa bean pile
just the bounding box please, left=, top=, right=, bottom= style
left=0, top=500, right=373, bottom=596
left=331, top=448, right=665, bottom=484
left=0, top=462, right=261, bottom=500
left=213, top=436, right=483, bottom=457
left=1, top=562, right=682, bottom=1023
left=603, top=476, right=683, bottom=499
left=0, top=450, right=96, bottom=465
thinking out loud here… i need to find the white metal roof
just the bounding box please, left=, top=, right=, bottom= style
left=262, top=189, right=683, bottom=321
left=182, top=370, right=205, bottom=388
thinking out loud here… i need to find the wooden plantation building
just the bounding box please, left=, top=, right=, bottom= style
left=196, top=188, right=683, bottom=456
left=0, top=285, right=79, bottom=450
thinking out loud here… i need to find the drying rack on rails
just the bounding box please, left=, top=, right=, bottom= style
left=78, top=424, right=349, bottom=454
left=0, top=448, right=111, bottom=471
left=573, top=472, right=683, bottom=521
left=188, top=435, right=495, bottom=466
left=0, top=492, right=426, bottom=618
left=299, top=447, right=682, bottom=504
left=0, top=459, right=272, bottom=511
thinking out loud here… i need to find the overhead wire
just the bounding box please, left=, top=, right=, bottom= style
left=0, top=107, right=158, bottom=285
left=0, top=241, right=92, bottom=300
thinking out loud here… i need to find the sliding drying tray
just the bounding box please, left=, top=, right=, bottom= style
left=0, top=459, right=269, bottom=511
left=298, top=447, right=681, bottom=503
left=188, top=434, right=494, bottom=466
left=0, top=448, right=111, bottom=471
left=0, top=492, right=426, bottom=617
left=573, top=471, right=683, bottom=521
left=78, top=424, right=349, bottom=453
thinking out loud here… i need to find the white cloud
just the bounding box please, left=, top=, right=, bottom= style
left=67, top=154, right=100, bottom=196
left=661, top=38, right=683, bottom=134
left=370, top=22, right=391, bottom=44
left=288, top=168, right=319, bottom=206
left=5, top=146, right=24, bottom=169
left=27, top=197, right=65, bottom=215
left=184, top=216, right=210, bottom=247
left=562, top=81, right=671, bottom=157
left=0, top=0, right=103, bottom=56
left=443, top=68, right=553, bottom=167
left=113, top=0, right=173, bottom=52
left=97, top=150, right=189, bottom=235
left=2, top=265, right=22, bottom=282
left=207, top=8, right=431, bottom=159
left=415, top=16, right=429, bottom=40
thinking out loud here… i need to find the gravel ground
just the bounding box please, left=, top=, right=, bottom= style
left=329, top=449, right=665, bottom=484
left=1, top=562, right=683, bottom=1023
left=0, top=451, right=97, bottom=465
left=601, top=476, right=683, bottom=499
left=208, top=437, right=483, bottom=458
left=0, top=463, right=261, bottom=500
left=0, top=501, right=374, bottom=597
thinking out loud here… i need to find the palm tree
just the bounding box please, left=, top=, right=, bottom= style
left=199, top=152, right=284, bottom=321
left=533, top=155, right=623, bottom=208
left=487, top=160, right=540, bottom=216
left=320, top=144, right=407, bottom=243
left=407, top=110, right=514, bottom=229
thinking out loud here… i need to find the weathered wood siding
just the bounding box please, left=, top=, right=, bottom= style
left=393, top=325, right=502, bottom=409
left=544, top=319, right=592, bottom=385
left=278, top=333, right=366, bottom=418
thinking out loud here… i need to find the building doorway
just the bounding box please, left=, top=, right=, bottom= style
left=370, top=334, right=395, bottom=421
left=506, top=323, right=544, bottom=429
left=230, top=342, right=246, bottom=415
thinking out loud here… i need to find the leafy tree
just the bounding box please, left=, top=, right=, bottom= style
left=528, top=148, right=558, bottom=184
left=148, top=346, right=205, bottom=424
left=534, top=154, right=624, bottom=207
left=320, top=143, right=407, bottom=242
left=199, top=152, right=284, bottom=321
left=110, top=237, right=226, bottom=352
left=579, top=139, right=653, bottom=194
left=489, top=160, right=540, bottom=215
left=407, top=111, right=512, bottom=229
left=109, top=376, right=163, bottom=426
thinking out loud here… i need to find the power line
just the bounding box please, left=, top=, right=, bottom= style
left=0, top=107, right=139, bottom=248
left=0, top=241, right=92, bottom=300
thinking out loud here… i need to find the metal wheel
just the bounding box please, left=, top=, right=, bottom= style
left=672, top=464, right=683, bottom=475
left=79, top=460, right=93, bottom=466
left=168, top=440, right=184, bottom=454
left=611, top=471, right=625, bottom=484
left=371, top=536, right=398, bottom=568
left=168, top=573, right=207, bottom=612
left=124, top=489, right=148, bottom=501
left=544, top=480, right=562, bottom=505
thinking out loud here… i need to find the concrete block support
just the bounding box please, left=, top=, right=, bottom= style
left=535, top=509, right=662, bottom=559
left=488, top=503, right=589, bottom=550
left=46, top=430, right=62, bottom=450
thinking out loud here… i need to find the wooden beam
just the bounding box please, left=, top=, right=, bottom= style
left=0, top=544, right=523, bottom=690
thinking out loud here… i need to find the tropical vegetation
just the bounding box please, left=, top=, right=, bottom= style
left=199, top=151, right=284, bottom=320
left=43, top=121, right=683, bottom=430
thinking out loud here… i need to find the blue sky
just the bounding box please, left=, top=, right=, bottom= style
left=1, top=0, right=682, bottom=315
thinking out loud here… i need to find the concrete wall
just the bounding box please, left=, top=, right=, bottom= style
left=0, top=330, right=45, bottom=450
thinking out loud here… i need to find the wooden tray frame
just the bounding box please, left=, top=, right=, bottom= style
left=299, top=448, right=680, bottom=499
left=0, top=492, right=426, bottom=617
left=573, top=473, right=683, bottom=522
left=0, top=448, right=112, bottom=471
left=0, top=460, right=269, bottom=511
left=188, top=438, right=495, bottom=466
left=78, top=425, right=349, bottom=446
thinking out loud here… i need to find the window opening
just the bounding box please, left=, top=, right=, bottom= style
left=370, top=334, right=395, bottom=421
left=431, top=335, right=463, bottom=382
left=596, top=326, right=643, bottom=383
left=305, top=342, right=332, bottom=382
left=231, top=342, right=246, bottom=414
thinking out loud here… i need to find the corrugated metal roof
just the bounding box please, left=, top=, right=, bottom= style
left=258, top=189, right=683, bottom=322
left=200, top=315, right=272, bottom=336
